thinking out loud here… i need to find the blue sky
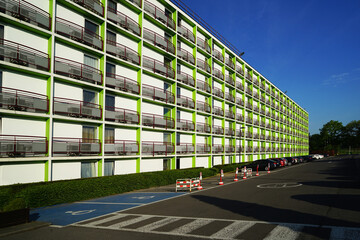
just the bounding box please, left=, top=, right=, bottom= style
left=178, top=0, right=360, bottom=134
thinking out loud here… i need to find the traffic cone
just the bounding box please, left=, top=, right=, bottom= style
left=198, top=172, right=203, bottom=190
left=267, top=163, right=271, bottom=173
left=219, top=169, right=224, bottom=185
left=256, top=164, right=259, bottom=176
left=243, top=166, right=247, bottom=179
left=234, top=167, right=239, bottom=181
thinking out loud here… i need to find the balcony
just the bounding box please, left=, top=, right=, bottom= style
left=236, top=82, right=244, bottom=91
left=225, top=57, right=235, bottom=69
left=0, top=134, right=47, bottom=157
left=253, top=92, right=259, bottom=99
left=177, top=119, right=195, bottom=131
left=225, top=128, right=235, bottom=136
left=104, top=140, right=138, bottom=156
left=213, top=106, right=224, bottom=116
left=196, top=144, right=211, bottom=154
left=260, top=96, right=265, bottom=103
left=236, top=114, right=244, bottom=122
left=252, top=76, right=258, bottom=85
left=225, top=92, right=235, bottom=103
left=127, top=0, right=142, bottom=8
left=253, top=146, right=259, bottom=152
left=53, top=97, right=102, bottom=119
left=105, top=106, right=139, bottom=124
left=246, top=117, right=253, bottom=124
left=0, top=87, right=48, bottom=113
left=253, top=133, right=259, bottom=139
left=54, top=57, right=102, bottom=84
left=143, top=28, right=175, bottom=54
left=176, top=143, right=194, bottom=154
left=0, top=39, right=50, bottom=71
left=177, top=95, right=195, bottom=109
left=144, top=0, right=175, bottom=30
left=246, top=146, right=253, bottom=152
left=246, top=132, right=253, bottom=138
left=196, top=122, right=211, bottom=133
left=143, top=56, right=175, bottom=79
left=260, top=84, right=265, bottom=90
left=55, top=17, right=103, bottom=50
left=245, top=87, right=252, bottom=95
left=213, top=87, right=224, bottom=98
left=107, top=7, right=141, bottom=36
left=236, top=129, right=242, bottom=137
left=253, top=119, right=259, bottom=125
left=225, top=145, right=235, bottom=153
left=196, top=58, right=211, bottom=73
left=106, top=73, right=139, bottom=94
left=225, top=75, right=235, bottom=86
left=236, top=65, right=244, bottom=75
left=177, top=47, right=195, bottom=65
left=212, top=145, right=224, bottom=154
left=142, top=84, right=175, bottom=104
left=177, top=24, right=195, bottom=43
left=106, top=40, right=140, bottom=65
left=245, top=102, right=252, bottom=110
left=212, top=49, right=224, bottom=62
left=197, top=38, right=211, bottom=54
left=245, top=73, right=252, bottom=82
left=225, top=109, right=235, bottom=119
left=213, top=68, right=224, bottom=80
left=196, top=101, right=211, bottom=113
left=212, top=125, right=224, bottom=135
left=52, top=137, right=101, bottom=156
left=142, top=113, right=174, bottom=129
left=253, top=105, right=259, bottom=113
left=0, top=0, right=51, bottom=30
left=177, top=71, right=195, bottom=87
left=236, top=98, right=244, bottom=106
left=71, top=0, right=103, bottom=16
left=196, top=80, right=211, bottom=93
left=236, top=145, right=243, bottom=153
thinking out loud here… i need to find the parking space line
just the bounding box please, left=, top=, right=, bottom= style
left=76, top=202, right=143, bottom=205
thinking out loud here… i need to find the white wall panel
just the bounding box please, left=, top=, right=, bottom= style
left=3, top=71, right=46, bottom=94
left=213, top=156, right=222, bottom=165
left=54, top=83, right=82, bottom=101
left=52, top=162, right=81, bottom=181
left=0, top=163, right=44, bottom=186
left=195, top=157, right=208, bottom=168
left=115, top=159, right=136, bottom=174
left=179, top=157, right=192, bottom=169
left=5, top=26, right=47, bottom=53
left=56, top=4, right=84, bottom=27
left=115, top=128, right=136, bottom=141
left=27, top=0, right=49, bottom=12
left=2, top=118, right=45, bottom=136
left=55, top=43, right=83, bottom=63
left=53, top=122, right=82, bottom=138
left=117, top=3, right=139, bottom=21
left=140, top=158, right=162, bottom=172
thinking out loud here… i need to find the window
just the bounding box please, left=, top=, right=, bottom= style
left=83, top=90, right=95, bottom=104
left=105, top=128, right=114, bottom=144
left=85, top=19, right=98, bottom=34
left=163, top=159, right=170, bottom=170
left=84, top=55, right=97, bottom=68
left=176, top=133, right=180, bottom=144
left=163, top=132, right=171, bottom=143
left=106, top=62, right=115, bottom=76
left=81, top=162, right=96, bottom=178
left=108, top=0, right=117, bottom=11
left=105, top=95, right=115, bottom=110
left=176, top=110, right=180, bottom=120
left=176, top=157, right=180, bottom=169
left=104, top=161, right=114, bottom=176
left=82, top=126, right=96, bottom=142
left=107, top=31, right=116, bottom=42
left=176, top=87, right=180, bottom=96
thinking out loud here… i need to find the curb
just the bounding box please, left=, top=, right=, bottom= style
left=0, top=221, right=50, bottom=238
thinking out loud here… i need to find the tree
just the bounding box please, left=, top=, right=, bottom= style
left=342, top=120, right=360, bottom=148
left=309, top=133, right=324, bottom=152
left=319, top=120, right=344, bottom=148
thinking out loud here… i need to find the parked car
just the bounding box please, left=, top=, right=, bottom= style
left=284, top=157, right=297, bottom=165
left=302, top=155, right=313, bottom=162
left=252, top=159, right=277, bottom=171
left=271, top=158, right=285, bottom=167
left=312, top=154, right=324, bottom=159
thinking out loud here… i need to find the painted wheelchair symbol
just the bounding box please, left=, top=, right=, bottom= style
left=65, top=209, right=96, bottom=215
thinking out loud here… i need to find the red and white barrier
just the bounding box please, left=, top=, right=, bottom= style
left=267, top=163, right=271, bottom=173
left=219, top=169, right=224, bottom=185
left=242, top=166, right=247, bottom=179
left=234, top=167, right=239, bottom=181
left=176, top=177, right=200, bottom=192
left=198, top=172, right=203, bottom=190
left=256, top=164, right=259, bottom=176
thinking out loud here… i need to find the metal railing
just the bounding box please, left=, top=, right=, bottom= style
left=225, top=109, right=235, bottom=119
left=177, top=47, right=195, bottom=65
left=225, top=145, right=235, bottom=153
left=177, top=119, right=195, bottom=131
left=196, top=101, right=211, bottom=113
left=107, top=7, right=141, bottom=36
left=54, top=57, right=102, bottom=84
left=105, top=106, right=139, bottom=124
left=196, top=79, right=211, bottom=93
left=71, top=0, right=104, bottom=16
left=225, top=57, right=235, bottom=69
left=212, top=125, right=224, bottom=134
left=196, top=58, right=211, bottom=73
left=197, top=37, right=211, bottom=54
left=177, top=70, right=195, bottom=87
left=52, top=137, right=101, bottom=155
left=104, top=140, right=138, bottom=155
left=142, top=141, right=174, bottom=156
left=196, top=122, right=211, bottom=133
left=236, top=114, right=244, bottom=121
left=212, top=106, right=224, bottom=116
left=196, top=144, right=211, bottom=154
left=53, top=97, right=102, bottom=119
left=127, top=0, right=142, bottom=8
left=213, top=68, right=224, bottom=80
left=212, top=144, right=224, bottom=154
left=177, top=95, right=195, bottom=109
left=0, top=38, right=50, bottom=71
left=143, top=28, right=175, bottom=54
left=0, top=86, right=48, bottom=113
left=236, top=65, right=244, bottom=75
left=142, top=113, right=174, bottom=129
left=144, top=0, right=175, bottom=30
left=212, top=49, right=223, bottom=61
left=55, top=17, right=103, bottom=50
left=142, top=84, right=175, bottom=104
left=236, top=81, right=244, bottom=91
left=213, top=86, right=224, bottom=98
left=106, top=40, right=140, bottom=65
left=176, top=143, right=194, bottom=154
left=0, top=0, right=51, bottom=30
left=143, top=56, right=175, bottom=79
left=225, top=75, right=235, bottom=86
left=177, top=24, right=195, bottom=43
left=0, top=134, right=47, bottom=157
left=225, top=128, right=235, bottom=136
left=106, top=73, right=139, bottom=94
left=225, top=92, right=235, bottom=102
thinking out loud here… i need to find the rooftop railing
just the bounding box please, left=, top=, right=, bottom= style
left=225, top=57, right=235, bottom=69
left=176, top=143, right=194, bottom=154
left=0, top=134, right=47, bottom=157
left=144, top=0, right=175, bottom=30
left=196, top=101, right=211, bottom=113
left=196, top=58, right=211, bottom=73
left=177, top=95, right=195, bottom=109
left=196, top=122, right=211, bottom=133
left=177, top=24, right=195, bottom=43
left=0, top=86, right=48, bottom=113
left=212, top=49, right=223, bottom=62
left=104, top=140, right=139, bottom=155
left=142, top=113, right=174, bottom=129
left=71, top=0, right=104, bottom=16
left=143, top=56, right=175, bottom=79
left=52, top=137, right=101, bottom=156
left=177, top=47, right=195, bottom=65
left=213, top=86, right=224, bottom=98
left=0, top=0, right=51, bottom=30
left=105, top=106, right=139, bottom=124
left=53, top=97, right=102, bottom=119
left=213, top=68, right=224, bottom=80
left=107, top=7, right=141, bottom=36
left=196, top=144, right=211, bottom=154
left=177, top=119, right=195, bottom=131
left=54, top=57, right=102, bottom=84
left=55, top=17, right=103, bottom=50
left=0, top=39, right=50, bottom=71
left=142, top=84, right=175, bottom=104
left=143, top=28, right=175, bottom=54
left=106, top=40, right=140, bottom=65
left=197, top=37, right=211, bottom=54
left=106, top=73, right=139, bottom=94
left=212, top=106, right=224, bottom=116
left=177, top=70, right=195, bottom=87
left=142, top=141, right=174, bottom=156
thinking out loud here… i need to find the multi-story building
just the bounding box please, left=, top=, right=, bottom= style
left=0, top=0, right=309, bottom=186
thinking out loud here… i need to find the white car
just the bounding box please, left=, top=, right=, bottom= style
left=313, top=154, right=324, bottom=159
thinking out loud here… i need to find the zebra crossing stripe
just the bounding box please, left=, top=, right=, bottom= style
left=263, top=224, right=303, bottom=240
left=107, top=215, right=153, bottom=229
left=170, top=218, right=213, bottom=234
left=210, top=221, right=256, bottom=239
left=136, top=217, right=179, bottom=232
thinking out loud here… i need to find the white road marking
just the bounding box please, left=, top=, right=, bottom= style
left=136, top=217, right=179, bottom=231
left=170, top=218, right=213, bottom=234
left=85, top=214, right=129, bottom=226
left=77, top=202, right=143, bottom=205
left=108, top=215, right=152, bottom=228
left=211, top=221, right=256, bottom=239
left=263, top=224, right=303, bottom=240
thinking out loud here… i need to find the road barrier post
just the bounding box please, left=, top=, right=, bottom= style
left=243, top=166, right=247, bottom=179
left=234, top=167, right=239, bottom=181
left=198, top=172, right=203, bottom=190
left=219, top=169, right=224, bottom=185
left=267, top=163, right=271, bottom=173
left=256, top=164, right=259, bottom=176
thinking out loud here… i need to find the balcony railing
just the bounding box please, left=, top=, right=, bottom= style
left=142, top=84, right=175, bottom=104
left=196, top=58, right=211, bottom=73
left=212, top=49, right=224, bottom=62
left=106, top=40, right=140, bottom=65
left=177, top=95, right=195, bottom=109
left=105, top=140, right=138, bottom=155
left=54, top=57, right=102, bottom=84
left=260, top=84, right=265, bottom=90
left=0, top=39, right=50, bottom=71
left=196, top=79, right=211, bottom=93
left=196, top=144, right=211, bottom=154
left=52, top=137, right=101, bottom=156
left=246, top=117, right=253, bottom=124
left=196, top=101, right=211, bottom=113
left=197, top=37, right=211, bottom=54
left=106, top=73, right=139, bottom=94
left=246, top=132, right=253, bottom=138
left=177, top=119, right=195, bottom=131
left=142, top=141, right=174, bottom=156
left=0, top=134, right=47, bottom=157
left=236, top=82, right=244, bottom=91
left=213, top=87, right=224, bottom=98
left=177, top=24, right=195, bottom=43
left=144, top=0, right=175, bottom=30
left=176, top=143, right=194, bottom=154
left=143, top=28, right=175, bottom=54
left=225, top=109, right=235, bottom=119
left=53, top=97, right=102, bottom=119
left=213, top=106, right=224, bottom=116
left=105, top=106, right=139, bottom=124
left=236, top=98, right=244, bottom=107
left=213, top=68, right=224, bottom=80
left=225, top=75, right=235, bottom=86
left=225, top=57, right=235, bottom=69
left=225, top=128, right=235, bottom=136
left=245, top=73, right=252, bottom=81
left=107, top=7, right=141, bottom=36
left=71, top=0, right=103, bottom=16
left=212, top=144, right=224, bottom=154
left=246, top=146, right=253, bottom=152
left=0, top=0, right=51, bottom=30
left=212, top=125, right=224, bottom=135
left=127, top=0, right=142, bottom=8
left=246, top=102, right=252, bottom=110
left=0, top=87, right=48, bottom=113
left=236, top=65, right=244, bottom=75
left=143, top=56, right=175, bottom=78
left=177, top=71, right=195, bottom=87
left=245, top=87, right=252, bottom=95
left=177, top=47, right=195, bottom=65
left=236, top=145, right=243, bottom=153
left=196, top=122, right=211, bottom=133
left=142, top=113, right=174, bottom=129
left=225, top=92, right=235, bottom=102
left=55, top=17, right=103, bottom=50
left=225, top=145, right=235, bottom=153
left=236, top=114, right=244, bottom=121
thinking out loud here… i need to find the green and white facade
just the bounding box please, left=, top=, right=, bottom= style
left=0, top=0, right=309, bottom=186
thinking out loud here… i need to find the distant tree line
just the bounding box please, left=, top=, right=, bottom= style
left=310, top=120, right=360, bottom=154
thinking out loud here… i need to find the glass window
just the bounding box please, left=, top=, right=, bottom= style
left=83, top=90, right=95, bottom=104
left=82, top=126, right=96, bottom=142
left=84, top=55, right=97, bottom=68
left=163, top=132, right=171, bottom=143
left=108, top=0, right=117, bottom=11
left=85, top=20, right=98, bottom=34
left=106, top=62, right=115, bottom=76
left=104, top=161, right=114, bottom=176
left=105, top=95, right=115, bottom=110
left=81, top=162, right=96, bottom=178
left=163, top=159, right=170, bottom=170
left=105, top=128, right=114, bottom=144
left=0, top=25, right=3, bottom=39
left=107, top=31, right=116, bottom=42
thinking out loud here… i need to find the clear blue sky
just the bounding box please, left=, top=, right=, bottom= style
left=178, top=0, right=360, bottom=134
